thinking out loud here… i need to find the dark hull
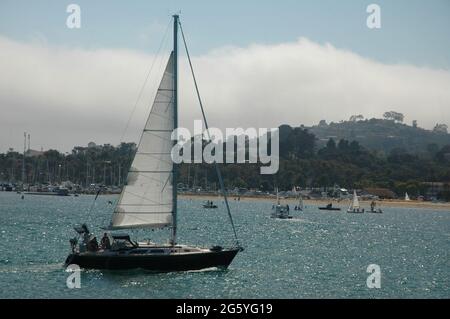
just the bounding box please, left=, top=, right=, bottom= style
left=271, top=216, right=293, bottom=219
left=318, top=207, right=341, bottom=211
left=65, top=248, right=240, bottom=272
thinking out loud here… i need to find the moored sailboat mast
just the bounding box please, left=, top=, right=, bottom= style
left=171, top=14, right=179, bottom=246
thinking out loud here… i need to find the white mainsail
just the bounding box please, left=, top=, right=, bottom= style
left=405, top=192, right=410, bottom=201
left=110, top=52, right=175, bottom=229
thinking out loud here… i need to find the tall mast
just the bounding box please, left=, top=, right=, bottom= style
left=22, top=132, right=26, bottom=189
left=171, top=14, right=179, bottom=245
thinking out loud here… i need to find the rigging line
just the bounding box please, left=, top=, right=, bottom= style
left=179, top=20, right=240, bottom=246
left=119, top=19, right=172, bottom=143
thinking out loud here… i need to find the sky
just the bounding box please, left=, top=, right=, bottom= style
left=0, top=0, right=449, bottom=152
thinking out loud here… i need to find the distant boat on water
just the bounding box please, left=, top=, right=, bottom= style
left=318, top=203, right=341, bottom=211
left=347, top=190, right=364, bottom=213
left=293, top=187, right=304, bottom=211
left=25, top=187, right=70, bottom=196
left=203, top=200, right=218, bottom=209
left=369, top=200, right=383, bottom=214
left=405, top=192, right=411, bottom=201
left=271, top=188, right=292, bottom=219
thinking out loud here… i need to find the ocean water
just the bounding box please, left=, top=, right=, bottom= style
left=0, top=192, right=448, bottom=299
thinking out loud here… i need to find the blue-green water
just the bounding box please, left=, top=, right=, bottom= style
left=0, top=192, right=448, bottom=298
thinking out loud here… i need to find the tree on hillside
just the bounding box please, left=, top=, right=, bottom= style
left=433, top=123, right=448, bottom=134
left=318, top=120, right=328, bottom=127
left=349, top=114, right=364, bottom=122
left=383, top=111, right=404, bottom=123
left=436, top=145, right=450, bottom=162
left=326, top=138, right=337, bottom=150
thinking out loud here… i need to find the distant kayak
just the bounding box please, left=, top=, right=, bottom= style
left=318, top=203, right=341, bottom=211
left=318, top=207, right=341, bottom=211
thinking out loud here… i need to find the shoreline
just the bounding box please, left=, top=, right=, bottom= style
left=179, top=193, right=450, bottom=210
left=1, top=191, right=448, bottom=210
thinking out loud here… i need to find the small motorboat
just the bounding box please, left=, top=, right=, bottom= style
left=318, top=203, right=341, bottom=211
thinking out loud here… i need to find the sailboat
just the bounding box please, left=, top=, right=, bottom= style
left=347, top=190, right=364, bottom=213
left=203, top=200, right=218, bottom=209
left=369, top=200, right=383, bottom=214
left=271, top=188, right=292, bottom=219
left=64, top=15, right=242, bottom=271
left=293, top=187, right=304, bottom=211
left=405, top=192, right=411, bottom=201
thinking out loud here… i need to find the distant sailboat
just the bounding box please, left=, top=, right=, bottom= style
left=347, top=190, right=364, bottom=213
left=64, top=15, right=242, bottom=271
left=405, top=192, right=411, bottom=201
left=293, top=187, right=304, bottom=211
left=271, top=188, right=292, bottom=219
left=369, top=200, right=383, bottom=214
left=203, top=200, right=218, bottom=209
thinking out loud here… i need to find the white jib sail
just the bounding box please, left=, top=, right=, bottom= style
left=110, top=52, right=175, bottom=229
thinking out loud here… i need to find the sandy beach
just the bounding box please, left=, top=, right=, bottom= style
left=180, top=193, right=450, bottom=211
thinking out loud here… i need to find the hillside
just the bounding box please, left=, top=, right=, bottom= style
left=306, top=118, right=450, bottom=154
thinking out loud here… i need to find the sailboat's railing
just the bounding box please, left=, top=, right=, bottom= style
left=178, top=19, right=240, bottom=247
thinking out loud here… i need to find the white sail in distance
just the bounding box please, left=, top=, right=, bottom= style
left=349, top=190, right=360, bottom=210
left=110, top=52, right=175, bottom=229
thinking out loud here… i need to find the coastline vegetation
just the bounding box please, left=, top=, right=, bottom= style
left=1, top=118, right=449, bottom=201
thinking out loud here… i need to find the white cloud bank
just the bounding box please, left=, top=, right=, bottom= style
left=1, top=35, right=449, bottom=152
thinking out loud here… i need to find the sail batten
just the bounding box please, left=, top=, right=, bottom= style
left=110, top=52, right=175, bottom=230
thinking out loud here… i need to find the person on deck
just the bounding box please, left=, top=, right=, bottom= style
left=87, top=237, right=99, bottom=252
left=100, top=233, right=111, bottom=250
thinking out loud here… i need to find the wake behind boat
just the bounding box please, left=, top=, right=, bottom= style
left=64, top=15, right=242, bottom=272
